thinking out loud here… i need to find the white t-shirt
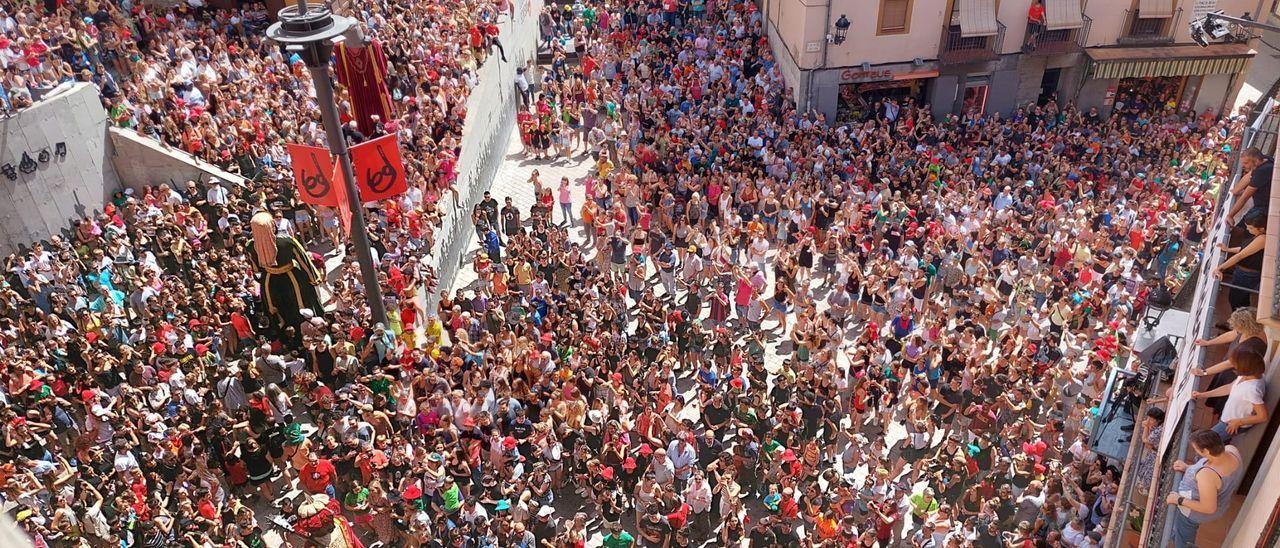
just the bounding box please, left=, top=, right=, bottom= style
left=1221, top=378, right=1266, bottom=423
left=114, top=450, right=140, bottom=473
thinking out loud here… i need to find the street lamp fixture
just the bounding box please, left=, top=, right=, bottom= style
left=267, top=0, right=389, bottom=324
left=832, top=14, right=851, bottom=45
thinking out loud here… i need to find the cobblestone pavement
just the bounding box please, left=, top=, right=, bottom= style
left=448, top=130, right=920, bottom=546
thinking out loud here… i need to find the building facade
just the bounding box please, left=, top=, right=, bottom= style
left=766, top=0, right=1267, bottom=123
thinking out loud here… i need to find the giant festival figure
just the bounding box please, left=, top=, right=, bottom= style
left=249, top=211, right=325, bottom=329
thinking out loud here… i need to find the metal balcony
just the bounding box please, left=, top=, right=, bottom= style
left=1025, top=14, right=1090, bottom=56
left=1117, top=7, right=1181, bottom=45
left=939, top=21, right=1006, bottom=65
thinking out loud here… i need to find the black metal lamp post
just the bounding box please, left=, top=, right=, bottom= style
left=267, top=0, right=388, bottom=324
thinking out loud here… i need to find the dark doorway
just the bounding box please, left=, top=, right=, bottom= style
left=1038, top=68, right=1062, bottom=105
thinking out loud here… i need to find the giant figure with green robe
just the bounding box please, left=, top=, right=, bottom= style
left=249, top=211, right=324, bottom=328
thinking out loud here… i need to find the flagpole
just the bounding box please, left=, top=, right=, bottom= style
left=268, top=0, right=388, bottom=325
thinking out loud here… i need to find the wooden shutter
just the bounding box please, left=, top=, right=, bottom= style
left=880, top=0, right=911, bottom=33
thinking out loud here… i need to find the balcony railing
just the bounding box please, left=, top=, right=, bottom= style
left=1025, top=14, right=1091, bottom=56
left=939, top=21, right=1006, bottom=65
left=1117, top=7, right=1182, bottom=45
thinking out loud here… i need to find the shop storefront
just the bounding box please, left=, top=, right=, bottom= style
left=1112, top=75, right=1201, bottom=113
left=832, top=66, right=938, bottom=124
left=1079, top=43, right=1255, bottom=117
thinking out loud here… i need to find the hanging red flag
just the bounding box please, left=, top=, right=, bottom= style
left=331, top=160, right=353, bottom=238
left=287, top=143, right=339, bottom=207
left=349, top=134, right=409, bottom=201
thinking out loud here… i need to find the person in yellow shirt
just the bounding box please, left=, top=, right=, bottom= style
left=514, top=260, right=534, bottom=294
left=597, top=152, right=615, bottom=180
left=423, top=313, right=444, bottom=358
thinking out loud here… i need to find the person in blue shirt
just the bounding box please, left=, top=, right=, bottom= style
left=484, top=227, right=502, bottom=263
left=1154, top=232, right=1181, bottom=280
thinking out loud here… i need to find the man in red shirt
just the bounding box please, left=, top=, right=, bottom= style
left=484, top=22, right=508, bottom=63
left=299, top=452, right=337, bottom=497
left=196, top=488, right=222, bottom=527
left=1025, top=0, right=1046, bottom=51
left=663, top=0, right=679, bottom=25
left=468, top=24, right=486, bottom=59
left=872, top=499, right=897, bottom=545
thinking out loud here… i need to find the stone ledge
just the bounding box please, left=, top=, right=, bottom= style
left=108, top=127, right=250, bottom=190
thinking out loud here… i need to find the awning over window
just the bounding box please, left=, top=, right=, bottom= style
left=957, top=0, right=999, bottom=38
left=1137, top=0, right=1174, bottom=19
left=1045, top=0, right=1084, bottom=30
left=1086, top=43, right=1255, bottom=80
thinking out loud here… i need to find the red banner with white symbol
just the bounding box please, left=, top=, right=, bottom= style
left=349, top=134, right=408, bottom=201
left=287, top=143, right=341, bottom=207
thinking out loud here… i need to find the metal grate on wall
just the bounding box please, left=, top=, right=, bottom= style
left=1146, top=405, right=1191, bottom=547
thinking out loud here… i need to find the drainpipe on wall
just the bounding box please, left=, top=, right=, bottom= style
left=805, top=0, right=833, bottom=113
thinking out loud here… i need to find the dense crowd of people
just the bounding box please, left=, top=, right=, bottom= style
left=1, top=0, right=510, bottom=217
left=1, top=0, right=1275, bottom=547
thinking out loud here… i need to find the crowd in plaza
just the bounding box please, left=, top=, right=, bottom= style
left=1, top=0, right=1276, bottom=547
left=1, top=0, right=511, bottom=219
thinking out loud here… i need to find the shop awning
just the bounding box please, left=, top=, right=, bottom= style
left=957, top=0, right=999, bottom=37
left=1045, top=0, right=1084, bottom=30
left=1086, top=43, right=1255, bottom=80
left=1137, top=0, right=1174, bottom=19
left=893, top=69, right=939, bottom=81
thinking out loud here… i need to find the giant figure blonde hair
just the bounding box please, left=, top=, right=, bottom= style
left=251, top=212, right=278, bottom=267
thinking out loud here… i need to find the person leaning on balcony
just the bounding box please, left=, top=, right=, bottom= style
left=1191, top=346, right=1269, bottom=443
left=1192, top=307, right=1266, bottom=377
left=1024, top=0, right=1046, bottom=51
left=1192, top=307, right=1266, bottom=416
left=1165, top=429, right=1244, bottom=548
left=1213, top=207, right=1266, bottom=309
left=1227, top=147, right=1275, bottom=222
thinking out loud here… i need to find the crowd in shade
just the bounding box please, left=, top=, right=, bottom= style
left=0, top=0, right=1275, bottom=547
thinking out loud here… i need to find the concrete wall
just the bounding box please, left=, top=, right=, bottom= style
left=1195, top=72, right=1234, bottom=115
left=0, top=83, right=120, bottom=255
left=766, top=5, right=806, bottom=108
left=0, top=83, right=251, bottom=256
left=1077, top=77, right=1118, bottom=114
left=822, top=0, right=948, bottom=67
left=426, top=0, right=541, bottom=309
left=108, top=128, right=248, bottom=191
left=930, top=73, right=961, bottom=118
left=1223, top=434, right=1280, bottom=546
left=766, top=0, right=828, bottom=70
left=988, top=61, right=1022, bottom=114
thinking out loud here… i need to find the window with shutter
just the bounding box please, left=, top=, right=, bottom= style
left=879, top=0, right=912, bottom=34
